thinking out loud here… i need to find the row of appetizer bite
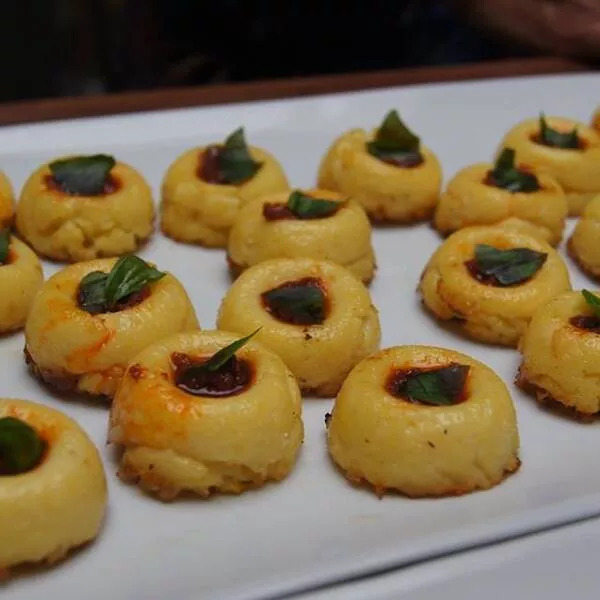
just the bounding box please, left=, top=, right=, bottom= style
left=0, top=106, right=598, bottom=268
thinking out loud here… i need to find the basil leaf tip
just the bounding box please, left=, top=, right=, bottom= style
left=217, top=127, right=262, bottom=184
left=201, top=328, right=261, bottom=372
left=473, top=244, right=547, bottom=286
left=489, top=148, right=540, bottom=193
left=49, top=154, right=116, bottom=196
left=0, top=416, right=46, bottom=475
left=367, top=109, right=422, bottom=165
left=287, top=190, right=339, bottom=219
left=538, top=113, right=579, bottom=150
left=0, top=229, right=10, bottom=264
left=399, top=364, right=470, bottom=406
left=582, top=290, right=600, bottom=318
left=78, top=255, right=165, bottom=314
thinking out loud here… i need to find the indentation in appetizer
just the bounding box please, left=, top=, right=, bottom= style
left=109, top=329, right=303, bottom=500
left=228, top=188, right=375, bottom=284
left=24, top=255, right=199, bottom=398
left=326, top=345, right=520, bottom=497
left=518, top=290, right=600, bottom=416
left=317, top=109, right=442, bottom=223
left=16, top=154, right=155, bottom=262
left=0, top=398, right=107, bottom=572
left=160, top=127, right=289, bottom=248
left=419, top=225, right=570, bottom=346
left=218, top=257, right=380, bottom=396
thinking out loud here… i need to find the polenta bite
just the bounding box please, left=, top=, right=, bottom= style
left=592, top=107, right=600, bottom=133
left=217, top=258, right=381, bottom=396
left=568, top=195, right=600, bottom=278
left=16, top=154, right=155, bottom=262
left=518, top=290, right=600, bottom=415
left=161, top=127, right=289, bottom=248
left=317, top=110, right=442, bottom=222
left=499, top=114, right=600, bottom=215
left=109, top=329, right=303, bottom=500
left=227, top=188, right=375, bottom=283
left=0, top=230, right=43, bottom=333
left=419, top=225, right=571, bottom=346
left=25, top=255, right=198, bottom=398
left=434, top=148, right=567, bottom=246
left=326, top=346, right=520, bottom=497
left=0, top=170, right=15, bottom=228
left=0, top=398, right=107, bottom=571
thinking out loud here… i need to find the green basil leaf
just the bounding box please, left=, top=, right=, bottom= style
left=200, top=328, right=261, bottom=373
left=366, top=109, right=422, bottom=164
left=218, top=128, right=262, bottom=184
left=539, top=113, right=579, bottom=149
left=287, top=190, right=339, bottom=219
left=0, top=417, right=46, bottom=475
left=49, top=154, right=116, bottom=195
left=0, top=229, right=10, bottom=264
left=582, top=290, right=600, bottom=318
left=402, top=364, right=470, bottom=406
left=263, top=282, right=326, bottom=324
left=474, top=244, right=547, bottom=286
left=104, top=256, right=166, bottom=310
left=489, top=148, right=540, bottom=193
left=78, top=271, right=109, bottom=314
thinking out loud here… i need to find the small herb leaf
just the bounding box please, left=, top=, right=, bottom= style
left=104, top=256, right=165, bottom=310
left=400, top=364, right=470, bottom=406
left=582, top=290, right=600, bottom=318
left=474, top=244, right=547, bottom=286
left=287, top=190, right=339, bottom=219
left=539, top=113, right=579, bottom=149
left=263, top=282, right=326, bottom=325
left=78, top=255, right=165, bottom=314
left=366, top=109, right=422, bottom=165
left=199, top=328, right=261, bottom=373
left=49, top=154, right=116, bottom=195
left=489, top=148, right=540, bottom=193
left=0, top=229, right=10, bottom=264
left=218, top=128, right=262, bottom=184
left=0, top=417, right=46, bottom=475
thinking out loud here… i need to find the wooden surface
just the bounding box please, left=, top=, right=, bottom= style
left=0, top=57, right=590, bottom=126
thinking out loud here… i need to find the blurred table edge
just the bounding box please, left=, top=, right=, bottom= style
left=0, top=57, right=591, bottom=126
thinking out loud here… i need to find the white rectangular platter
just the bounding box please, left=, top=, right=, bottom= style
left=1, top=73, right=600, bottom=600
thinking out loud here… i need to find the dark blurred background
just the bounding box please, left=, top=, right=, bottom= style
left=0, top=0, right=595, bottom=103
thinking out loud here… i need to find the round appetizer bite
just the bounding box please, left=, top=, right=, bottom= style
left=25, top=255, right=198, bottom=398
left=434, top=148, right=567, bottom=246
left=217, top=258, right=381, bottom=396
left=0, top=171, right=15, bottom=228
left=327, top=346, right=520, bottom=497
left=227, top=188, right=375, bottom=283
left=0, top=230, right=43, bottom=333
left=518, top=290, right=600, bottom=416
left=161, top=127, right=289, bottom=248
left=317, top=110, right=442, bottom=223
left=419, top=225, right=571, bottom=346
left=0, top=398, right=107, bottom=571
left=592, top=107, right=600, bottom=133
left=499, top=114, right=600, bottom=215
left=16, top=154, right=155, bottom=262
left=109, top=329, right=303, bottom=500
left=568, top=195, right=600, bottom=278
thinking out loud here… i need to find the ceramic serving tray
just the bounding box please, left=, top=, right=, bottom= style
left=1, top=73, right=600, bottom=600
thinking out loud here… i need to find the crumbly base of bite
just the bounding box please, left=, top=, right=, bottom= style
left=117, top=445, right=294, bottom=501
left=516, top=364, right=598, bottom=420
left=335, top=456, right=521, bottom=498
left=368, top=203, right=434, bottom=224
left=566, top=236, right=600, bottom=280
left=24, top=346, right=121, bottom=399
left=160, top=205, right=229, bottom=248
